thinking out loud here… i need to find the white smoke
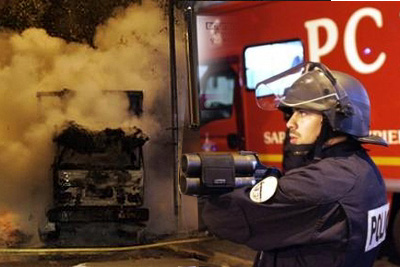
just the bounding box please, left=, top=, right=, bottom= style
left=0, top=0, right=183, bottom=246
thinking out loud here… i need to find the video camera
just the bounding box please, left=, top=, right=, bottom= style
left=179, top=151, right=281, bottom=196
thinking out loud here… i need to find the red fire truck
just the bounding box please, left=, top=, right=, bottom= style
left=193, top=1, right=400, bottom=257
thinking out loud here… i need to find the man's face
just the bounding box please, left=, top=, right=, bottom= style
left=286, top=109, right=323, bottom=145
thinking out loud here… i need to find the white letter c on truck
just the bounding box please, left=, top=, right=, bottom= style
left=344, top=7, right=386, bottom=74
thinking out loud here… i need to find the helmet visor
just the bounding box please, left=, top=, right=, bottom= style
left=255, top=63, right=305, bottom=111
left=255, top=62, right=347, bottom=112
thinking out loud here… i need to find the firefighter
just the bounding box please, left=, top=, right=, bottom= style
left=201, top=62, right=389, bottom=267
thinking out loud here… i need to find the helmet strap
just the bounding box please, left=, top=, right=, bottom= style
left=282, top=141, right=315, bottom=173
left=313, top=116, right=339, bottom=160
left=282, top=116, right=340, bottom=172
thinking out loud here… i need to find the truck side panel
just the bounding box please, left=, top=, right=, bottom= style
left=197, top=1, right=400, bottom=183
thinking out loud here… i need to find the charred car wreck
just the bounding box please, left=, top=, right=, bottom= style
left=36, top=90, right=150, bottom=243
left=47, top=122, right=149, bottom=227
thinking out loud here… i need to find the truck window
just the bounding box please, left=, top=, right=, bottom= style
left=244, top=39, right=304, bottom=90
left=199, top=66, right=236, bottom=125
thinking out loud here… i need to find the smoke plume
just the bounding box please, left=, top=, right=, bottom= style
left=0, top=0, right=182, bottom=246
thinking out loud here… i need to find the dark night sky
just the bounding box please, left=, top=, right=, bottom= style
left=0, top=0, right=141, bottom=46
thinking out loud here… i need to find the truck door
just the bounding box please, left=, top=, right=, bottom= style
left=198, top=60, right=241, bottom=152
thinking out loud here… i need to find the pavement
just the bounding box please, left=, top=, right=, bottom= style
left=0, top=237, right=255, bottom=267
left=0, top=237, right=399, bottom=267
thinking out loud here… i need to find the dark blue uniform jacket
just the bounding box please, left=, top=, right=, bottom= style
left=202, top=141, right=388, bottom=267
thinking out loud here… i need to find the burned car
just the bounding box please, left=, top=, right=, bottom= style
left=46, top=122, right=149, bottom=228
left=36, top=90, right=151, bottom=244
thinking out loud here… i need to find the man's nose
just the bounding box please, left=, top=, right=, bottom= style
left=286, top=113, right=297, bottom=129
